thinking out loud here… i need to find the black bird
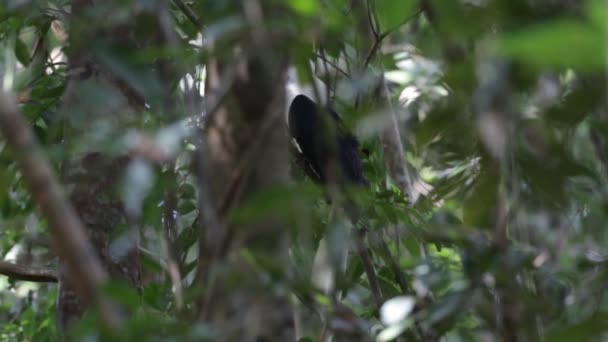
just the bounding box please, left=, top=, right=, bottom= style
left=288, top=95, right=394, bottom=310
left=288, top=94, right=365, bottom=185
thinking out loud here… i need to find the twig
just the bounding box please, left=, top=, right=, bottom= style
left=319, top=49, right=334, bottom=102
left=317, top=320, right=330, bottom=342
left=0, top=261, right=57, bottom=282
left=362, top=31, right=388, bottom=67
left=172, top=0, right=203, bottom=29
left=314, top=53, right=350, bottom=79
left=353, top=227, right=384, bottom=310
left=162, top=173, right=184, bottom=309
left=368, top=228, right=409, bottom=292
left=0, top=92, right=122, bottom=329
left=329, top=198, right=385, bottom=311
left=366, top=0, right=381, bottom=39
left=363, top=8, right=423, bottom=67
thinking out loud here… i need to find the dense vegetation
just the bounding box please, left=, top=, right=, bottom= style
left=1, top=0, right=607, bottom=341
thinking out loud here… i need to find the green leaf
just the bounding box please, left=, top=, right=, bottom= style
left=230, top=184, right=319, bottom=224
left=14, top=37, right=29, bottom=66
left=92, top=44, right=163, bottom=107
left=586, top=0, right=607, bottom=30
left=499, top=20, right=605, bottom=70
left=175, top=225, right=198, bottom=252
left=177, top=200, right=196, bottom=214
left=103, top=281, right=142, bottom=310
left=143, top=283, right=169, bottom=311
left=375, top=0, right=417, bottom=32
left=285, top=0, right=320, bottom=16
left=546, top=313, right=608, bottom=342
left=462, top=162, right=499, bottom=227
left=178, top=183, right=196, bottom=200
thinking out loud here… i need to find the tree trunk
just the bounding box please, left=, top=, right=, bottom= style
left=195, top=4, right=293, bottom=340
left=56, top=0, right=146, bottom=329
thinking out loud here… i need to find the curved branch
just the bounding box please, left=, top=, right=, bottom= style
left=0, top=261, right=58, bottom=283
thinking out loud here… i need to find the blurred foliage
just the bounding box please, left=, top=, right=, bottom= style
left=0, top=0, right=608, bottom=341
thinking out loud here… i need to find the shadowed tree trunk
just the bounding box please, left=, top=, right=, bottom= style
left=56, top=0, right=147, bottom=329
left=194, top=3, right=293, bottom=340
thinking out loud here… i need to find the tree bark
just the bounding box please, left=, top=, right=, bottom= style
left=195, top=3, right=293, bottom=340
left=0, top=260, right=57, bottom=283
left=55, top=0, right=148, bottom=330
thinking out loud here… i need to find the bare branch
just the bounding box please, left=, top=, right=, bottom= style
left=363, top=8, right=423, bottom=67
left=0, top=261, right=58, bottom=283
left=314, top=53, right=351, bottom=79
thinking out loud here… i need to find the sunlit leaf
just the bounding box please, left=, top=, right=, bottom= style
left=376, top=320, right=412, bottom=342
left=285, top=0, right=320, bottom=16
left=380, top=295, right=416, bottom=326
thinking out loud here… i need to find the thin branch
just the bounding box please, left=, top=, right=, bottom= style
left=362, top=31, right=388, bottom=67
left=0, top=261, right=57, bottom=283
left=319, top=49, right=333, bottom=111
left=0, top=92, right=122, bottom=329
left=363, top=8, right=423, bottom=67
left=367, top=228, right=409, bottom=293
left=378, top=75, right=415, bottom=201
left=172, top=0, right=203, bottom=29
left=384, top=7, right=424, bottom=37
left=162, top=173, right=184, bottom=309
left=356, top=2, right=434, bottom=340
left=314, top=52, right=350, bottom=79
left=366, top=0, right=381, bottom=39
left=354, top=227, right=384, bottom=310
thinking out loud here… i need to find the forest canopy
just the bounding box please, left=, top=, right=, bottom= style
left=0, top=0, right=607, bottom=341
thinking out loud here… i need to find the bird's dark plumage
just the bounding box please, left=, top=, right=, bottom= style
left=288, top=94, right=365, bottom=184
